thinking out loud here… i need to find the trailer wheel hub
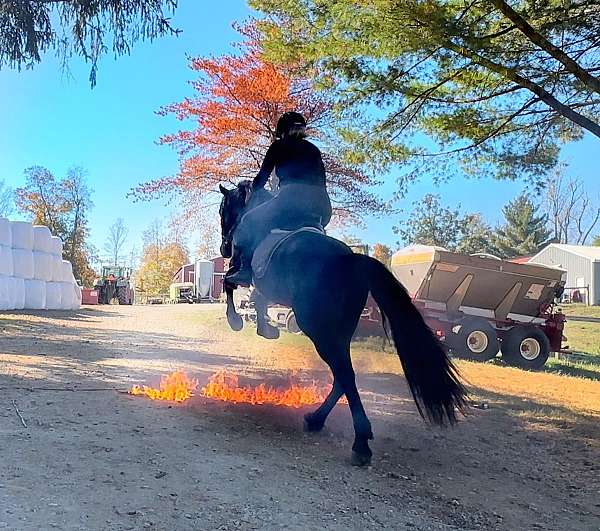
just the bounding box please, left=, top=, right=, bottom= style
left=519, top=338, right=541, bottom=360
left=467, top=331, right=489, bottom=354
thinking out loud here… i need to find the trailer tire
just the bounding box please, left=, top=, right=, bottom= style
left=501, top=326, right=550, bottom=370
left=449, top=317, right=499, bottom=362
left=286, top=312, right=302, bottom=334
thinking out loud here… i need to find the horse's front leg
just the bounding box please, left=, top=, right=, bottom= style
left=253, top=291, right=280, bottom=340
left=304, top=378, right=343, bottom=432
left=224, top=279, right=243, bottom=331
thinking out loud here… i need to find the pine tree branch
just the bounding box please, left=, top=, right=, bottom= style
left=442, top=40, right=600, bottom=138
left=489, top=0, right=600, bottom=96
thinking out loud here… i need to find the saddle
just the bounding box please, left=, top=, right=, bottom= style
left=251, top=226, right=325, bottom=280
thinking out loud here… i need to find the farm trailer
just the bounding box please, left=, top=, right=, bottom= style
left=390, top=246, right=567, bottom=369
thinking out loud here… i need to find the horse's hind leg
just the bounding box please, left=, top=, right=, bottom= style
left=253, top=291, right=280, bottom=340
left=330, top=345, right=373, bottom=466
left=305, top=336, right=373, bottom=466
left=224, top=281, right=243, bottom=331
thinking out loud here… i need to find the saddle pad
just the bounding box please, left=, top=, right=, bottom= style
left=252, top=227, right=325, bottom=280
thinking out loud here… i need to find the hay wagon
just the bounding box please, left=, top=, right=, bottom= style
left=391, top=246, right=567, bottom=369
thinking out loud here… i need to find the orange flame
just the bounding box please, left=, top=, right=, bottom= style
left=200, top=370, right=340, bottom=408
left=129, top=370, right=198, bottom=402
left=129, top=370, right=344, bottom=408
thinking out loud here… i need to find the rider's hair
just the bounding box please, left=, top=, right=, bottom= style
left=285, top=123, right=307, bottom=139
left=276, top=111, right=307, bottom=140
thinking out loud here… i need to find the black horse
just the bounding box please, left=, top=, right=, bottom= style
left=219, top=181, right=467, bottom=466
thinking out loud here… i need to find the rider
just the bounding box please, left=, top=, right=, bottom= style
left=227, top=111, right=332, bottom=287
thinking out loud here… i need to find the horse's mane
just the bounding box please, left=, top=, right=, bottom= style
left=237, top=179, right=273, bottom=208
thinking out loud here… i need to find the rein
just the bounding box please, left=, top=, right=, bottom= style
left=221, top=183, right=272, bottom=249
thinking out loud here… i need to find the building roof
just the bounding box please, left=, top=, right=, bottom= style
left=532, top=243, right=600, bottom=262
left=509, top=256, right=533, bottom=264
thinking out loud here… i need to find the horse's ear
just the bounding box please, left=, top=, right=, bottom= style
left=243, top=182, right=253, bottom=203
left=219, top=184, right=229, bottom=195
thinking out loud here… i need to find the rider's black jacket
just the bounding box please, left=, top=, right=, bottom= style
left=252, top=137, right=326, bottom=190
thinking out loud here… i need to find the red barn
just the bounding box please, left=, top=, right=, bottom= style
left=172, top=257, right=228, bottom=301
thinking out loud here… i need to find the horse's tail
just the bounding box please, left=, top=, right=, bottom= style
left=356, top=254, right=468, bottom=426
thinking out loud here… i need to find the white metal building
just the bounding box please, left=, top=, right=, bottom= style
left=529, top=244, right=600, bottom=305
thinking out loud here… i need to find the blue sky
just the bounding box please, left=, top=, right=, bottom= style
left=1, top=1, right=598, bottom=262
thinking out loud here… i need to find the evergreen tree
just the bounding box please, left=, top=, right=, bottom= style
left=493, top=196, right=551, bottom=258
left=394, top=195, right=465, bottom=250
left=394, top=195, right=497, bottom=255
left=1, top=1, right=179, bottom=86
left=457, top=214, right=498, bottom=256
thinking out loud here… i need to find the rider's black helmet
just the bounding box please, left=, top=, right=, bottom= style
left=275, top=111, right=307, bottom=139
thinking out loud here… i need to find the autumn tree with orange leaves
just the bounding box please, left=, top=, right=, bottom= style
left=131, top=28, right=384, bottom=221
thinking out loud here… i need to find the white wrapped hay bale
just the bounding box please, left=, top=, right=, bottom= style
left=12, top=248, right=34, bottom=279
left=8, top=276, right=18, bottom=310
left=12, top=277, right=25, bottom=309
left=33, top=251, right=54, bottom=281
left=45, top=281, right=62, bottom=310
left=24, top=279, right=46, bottom=309
left=60, top=260, right=75, bottom=282
left=11, top=221, right=34, bottom=251
left=0, top=276, right=9, bottom=310
left=49, top=236, right=63, bottom=257
left=33, top=225, right=53, bottom=253
left=50, top=255, right=63, bottom=281
left=59, top=282, right=75, bottom=309
left=0, top=218, right=11, bottom=247
left=0, top=245, right=13, bottom=276
left=72, top=283, right=82, bottom=310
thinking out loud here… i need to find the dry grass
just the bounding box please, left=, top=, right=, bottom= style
left=561, top=303, right=600, bottom=318
left=456, top=360, right=600, bottom=417
left=564, top=321, right=600, bottom=355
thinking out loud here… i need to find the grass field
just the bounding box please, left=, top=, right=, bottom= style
left=560, top=304, right=600, bottom=357
left=561, top=303, right=600, bottom=319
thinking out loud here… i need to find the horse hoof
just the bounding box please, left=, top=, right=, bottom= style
left=303, top=414, right=324, bottom=433
left=257, top=324, right=279, bottom=340
left=351, top=450, right=372, bottom=467
left=227, top=311, right=243, bottom=331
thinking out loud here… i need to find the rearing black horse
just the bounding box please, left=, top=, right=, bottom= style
left=219, top=180, right=467, bottom=466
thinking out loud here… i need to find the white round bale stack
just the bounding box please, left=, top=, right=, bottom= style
left=0, top=218, right=81, bottom=311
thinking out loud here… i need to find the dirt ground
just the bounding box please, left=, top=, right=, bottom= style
left=1, top=305, right=599, bottom=531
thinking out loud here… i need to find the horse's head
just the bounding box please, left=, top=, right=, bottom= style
left=218, top=180, right=253, bottom=258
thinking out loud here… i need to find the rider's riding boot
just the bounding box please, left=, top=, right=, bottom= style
left=226, top=248, right=252, bottom=287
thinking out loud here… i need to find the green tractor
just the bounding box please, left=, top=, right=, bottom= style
left=94, top=266, right=134, bottom=305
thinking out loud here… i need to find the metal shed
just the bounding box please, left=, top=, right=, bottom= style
left=529, top=244, right=600, bottom=305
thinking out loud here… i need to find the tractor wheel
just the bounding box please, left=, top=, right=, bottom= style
left=448, top=317, right=499, bottom=362
left=501, top=326, right=550, bottom=370
left=286, top=312, right=302, bottom=334
left=117, top=288, right=128, bottom=305
left=95, top=287, right=104, bottom=304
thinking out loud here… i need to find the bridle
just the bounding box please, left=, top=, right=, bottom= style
left=221, top=214, right=242, bottom=253
left=220, top=182, right=253, bottom=255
